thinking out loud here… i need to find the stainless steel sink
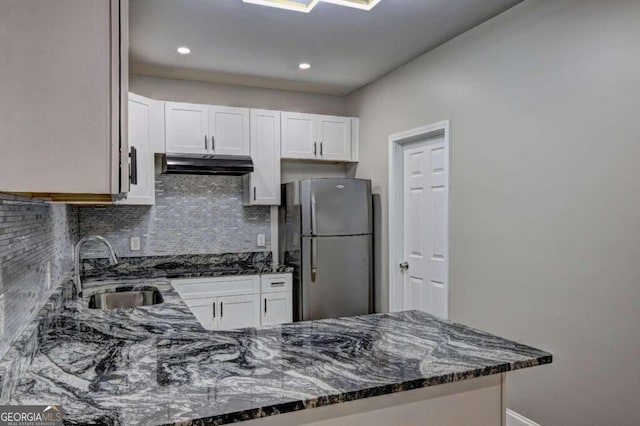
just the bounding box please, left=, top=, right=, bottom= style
left=88, top=286, right=163, bottom=310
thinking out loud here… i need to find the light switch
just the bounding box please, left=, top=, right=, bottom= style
left=257, top=234, right=266, bottom=247
left=130, top=236, right=141, bottom=251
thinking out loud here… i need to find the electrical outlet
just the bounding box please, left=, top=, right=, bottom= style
left=257, top=234, right=266, bottom=247
left=130, top=236, right=141, bottom=251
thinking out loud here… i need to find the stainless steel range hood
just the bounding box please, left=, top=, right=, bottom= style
left=162, top=154, right=254, bottom=176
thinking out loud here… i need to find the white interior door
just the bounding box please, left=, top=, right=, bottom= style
left=401, top=135, right=448, bottom=318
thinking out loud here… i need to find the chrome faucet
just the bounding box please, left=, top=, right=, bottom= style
left=74, top=236, right=118, bottom=296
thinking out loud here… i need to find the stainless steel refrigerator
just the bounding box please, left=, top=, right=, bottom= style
left=280, top=178, right=373, bottom=321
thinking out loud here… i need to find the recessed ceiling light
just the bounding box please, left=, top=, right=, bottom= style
left=243, top=0, right=318, bottom=13
left=299, top=63, right=311, bottom=70
left=177, top=47, right=191, bottom=55
left=243, top=0, right=380, bottom=13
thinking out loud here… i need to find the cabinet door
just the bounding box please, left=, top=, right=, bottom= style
left=317, top=115, right=351, bottom=161
left=0, top=0, right=127, bottom=197
left=261, top=292, right=293, bottom=326
left=210, top=106, right=250, bottom=156
left=183, top=298, right=217, bottom=330
left=281, top=112, right=316, bottom=159
left=165, top=102, right=209, bottom=154
left=245, top=110, right=281, bottom=205
left=218, top=294, right=261, bottom=330
left=121, top=93, right=156, bottom=205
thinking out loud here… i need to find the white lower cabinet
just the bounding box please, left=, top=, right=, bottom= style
left=185, top=297, right=217, bottom=331
left=261, top=292, right=293, bottom=326
left=218, top=294, right=261, bottom=330
left=173, top=273, right=292, bottom=331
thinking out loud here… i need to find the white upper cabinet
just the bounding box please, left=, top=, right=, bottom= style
left=120, top=93, right=161, bottom=206
left=165, top=102, right=209, bottom=154
left=244, top=110, right=281, bottom=206
left=209, top=106, right=250, bottom=156
left=317, top=115, right=352, bottom=161
left=0, top=0, right=128, bottom=200
left=281, top=112, right=317, bottom=159
left=165, top=103, right=250, bottom=156
left=281, top=113, right=356, bottom=162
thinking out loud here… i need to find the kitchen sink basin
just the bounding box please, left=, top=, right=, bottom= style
left=88, top=286, right=163, bottom=310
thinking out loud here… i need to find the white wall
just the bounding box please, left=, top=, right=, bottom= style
left=346, top=0, right=640, bottom=425
left=130, top=74, right=348, bottom=115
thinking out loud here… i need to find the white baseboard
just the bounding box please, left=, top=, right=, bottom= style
left=506, top=409, right=541, bottom=426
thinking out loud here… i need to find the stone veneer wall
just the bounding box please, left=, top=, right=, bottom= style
left=0, top=194, right=78, bottom=358
left=78, top=174, right=271, bottom=258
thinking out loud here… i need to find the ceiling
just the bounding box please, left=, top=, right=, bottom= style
left=130, top=0, right=522, bottom=95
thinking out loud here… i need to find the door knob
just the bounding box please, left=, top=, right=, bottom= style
left=399, top=261, right=409, bottom=270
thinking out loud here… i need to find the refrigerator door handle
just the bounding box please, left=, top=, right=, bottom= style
left=310, top=191, right=317, bottom=236
left=311, top=237, right=318, bottom=282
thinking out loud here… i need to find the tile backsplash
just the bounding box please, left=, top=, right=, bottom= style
left=78, top=174, right=271, bottom=258
left=0, top=174, right=268, bottom=356
left=0, top=194, right=78, bottom=358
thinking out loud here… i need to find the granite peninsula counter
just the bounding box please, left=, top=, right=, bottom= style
left=0, top=257, right=552, bottom=425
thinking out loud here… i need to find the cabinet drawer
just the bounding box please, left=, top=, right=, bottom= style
left=260, top=274, right=292, bottom=293
left=172, top=275, right=260, bottom=299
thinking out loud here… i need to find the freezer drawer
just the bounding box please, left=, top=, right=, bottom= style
left=300, top=235, right=372, bottom=321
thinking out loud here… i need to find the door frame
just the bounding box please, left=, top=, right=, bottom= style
left=388, top=120, right=450, bottom=318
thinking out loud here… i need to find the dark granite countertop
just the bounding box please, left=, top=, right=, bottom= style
left=81, top=252, right=293, bottom=281
left=0, top=274, right=552, bottom=425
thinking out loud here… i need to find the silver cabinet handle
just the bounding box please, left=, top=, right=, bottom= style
left=205, top=135, right=208, bottom=150
left=253, top=187, right=257, bottom=201
left=313, top=142, right=317, bottom=157
left=270, top=282, right=285, bottom=287
left=320, top=142, right=323, bottom=157
left=264, top=298, right=267, bottom=314
left=212, top=136, right=215, bottom=152
left=399, top=261, right=409, bottom=270
left=310, top=191, right=317, bottom=236
left=311, top=237, right=318, bottom=283
left=220, top=301, right=223, bottom=317
left=212, top=302, right=216, bottom=318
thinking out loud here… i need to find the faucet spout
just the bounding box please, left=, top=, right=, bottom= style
left=74, top=236, right=118, bottom=296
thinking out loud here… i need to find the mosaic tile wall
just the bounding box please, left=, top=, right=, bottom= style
left=78, top=174, right=271, bottom=258
left=0, top=194, right=78, bottom=358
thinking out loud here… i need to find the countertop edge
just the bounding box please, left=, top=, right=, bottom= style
left=165, top=354, right=553, bottom=425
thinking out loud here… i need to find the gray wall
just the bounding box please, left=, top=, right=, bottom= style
left=79, top=174, right=271, bottom=258
left=346, top=0, right=640, bottom=424
left=0, top=194, right=78, bottom=358
left=130, top=74, right=349, bottom=116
